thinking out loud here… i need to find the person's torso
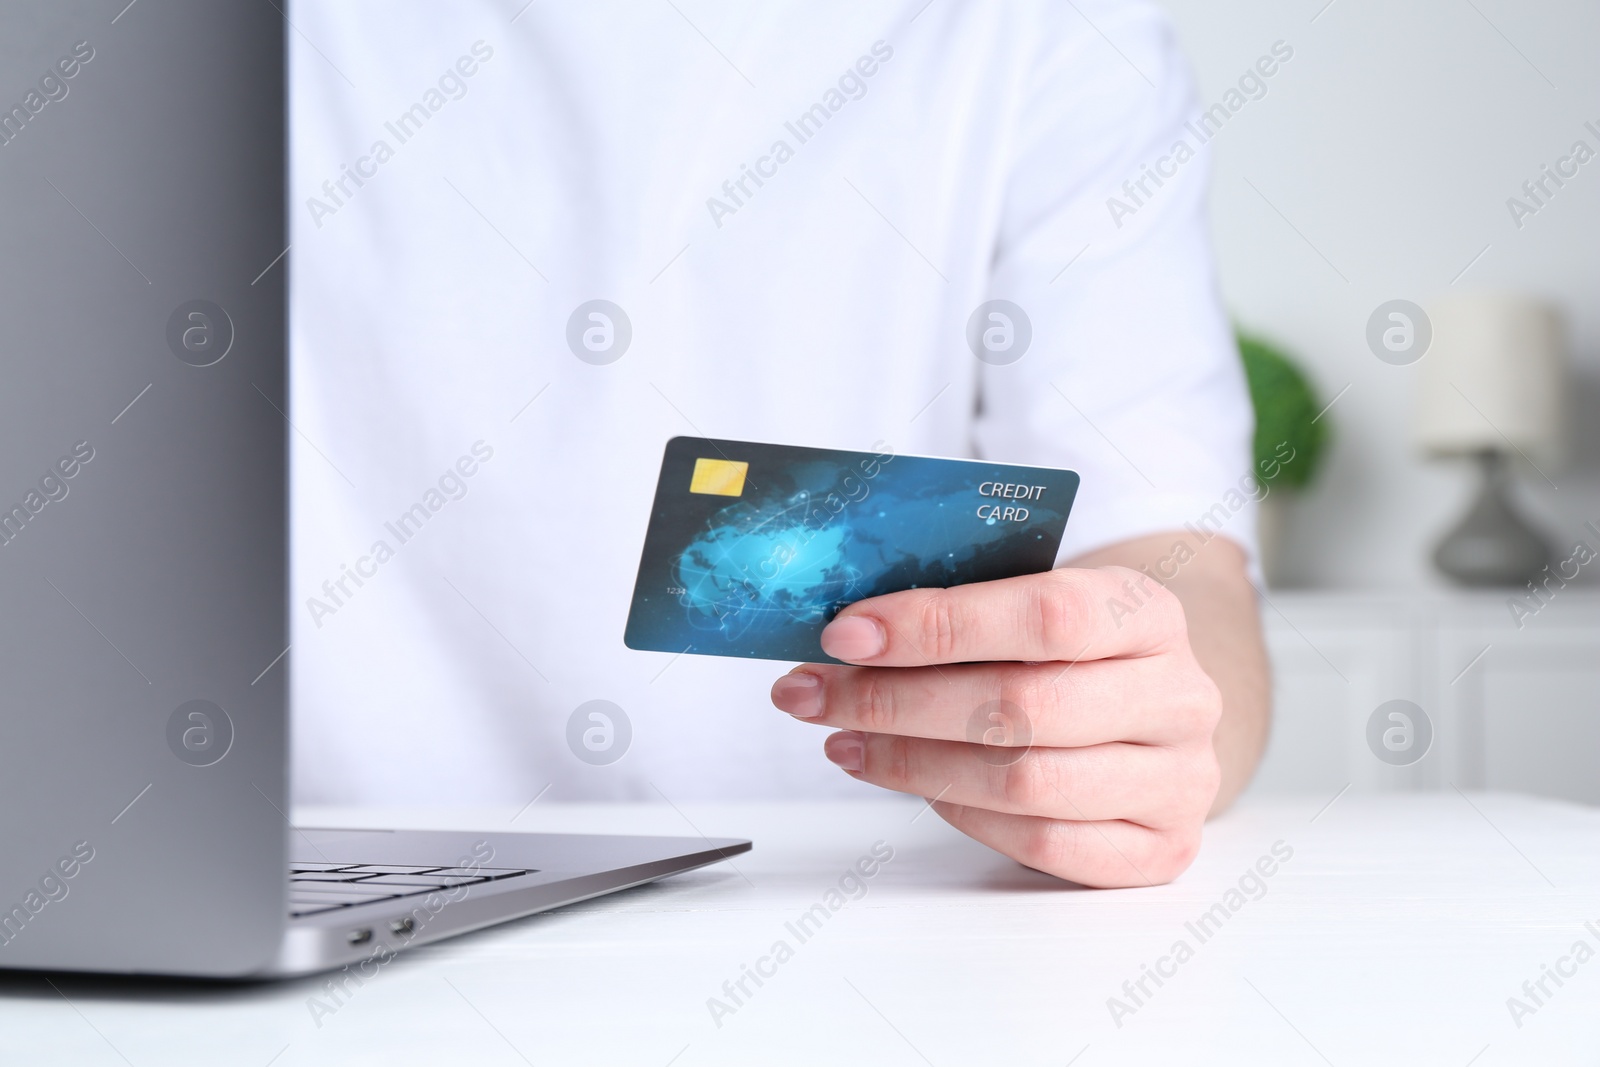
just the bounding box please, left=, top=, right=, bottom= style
left=287, top=0, right=1068, bottom=804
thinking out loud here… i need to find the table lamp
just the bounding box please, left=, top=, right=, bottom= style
left=1413, top=292, right=1564, bottom=586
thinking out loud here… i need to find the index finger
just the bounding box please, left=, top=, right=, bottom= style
left=818, top=566, right=1186, bottom=666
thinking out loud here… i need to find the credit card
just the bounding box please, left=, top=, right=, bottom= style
left=623, top=437, right=1080, bottom=664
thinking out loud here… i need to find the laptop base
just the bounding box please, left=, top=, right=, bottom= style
left=263, top=827, right=752, bottom=978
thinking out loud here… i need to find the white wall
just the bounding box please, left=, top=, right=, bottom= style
left=1157, top=0, right=1600, bottom=589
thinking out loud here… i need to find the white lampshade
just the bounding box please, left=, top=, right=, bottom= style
left=1413, top=292, right=1565, bottom=461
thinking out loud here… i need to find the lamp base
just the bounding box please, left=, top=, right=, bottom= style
left=1432, top=451, right=1551, bottom=586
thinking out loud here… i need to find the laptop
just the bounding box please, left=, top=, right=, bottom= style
left=0, top=0, right=748, bottom=978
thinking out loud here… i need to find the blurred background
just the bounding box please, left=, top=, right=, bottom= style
left=1158, top=0, right=1600, bottom=803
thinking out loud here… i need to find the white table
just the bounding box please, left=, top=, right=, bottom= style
left=5, top=794, right=1598, bottom=1065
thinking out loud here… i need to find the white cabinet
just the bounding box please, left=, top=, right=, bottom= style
left=1248, top=590, right=1600, bottom=805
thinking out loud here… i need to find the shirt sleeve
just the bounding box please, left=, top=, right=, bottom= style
left=972, top=0, right=1260, bottom=570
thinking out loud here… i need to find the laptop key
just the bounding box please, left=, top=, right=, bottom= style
left=429, top=867, right=533, bottom=880
left=291, top=871, right=378, bottom=882
left=290, top=893, right=398, bottom=908
left=355, top=874, right=488, bottom=887
left=290, top=884, right=402, bottom=901
left=336, top=865, right=446, bottom=875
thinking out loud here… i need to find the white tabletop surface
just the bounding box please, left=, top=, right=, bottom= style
left=5, top=793, right=1598, bottom=1066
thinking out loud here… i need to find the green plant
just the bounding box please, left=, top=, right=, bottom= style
left=1236, top=330, right=1327, bottom=492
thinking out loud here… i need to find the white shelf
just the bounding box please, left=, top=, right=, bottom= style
left=1249, top=588, right=1600, bottom=805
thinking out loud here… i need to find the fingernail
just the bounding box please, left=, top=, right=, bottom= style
left=825, top=730, right=865, bottom=773
left=820, top=616, right=885, bottom=661
left=771, top=673, right=824, bottom=718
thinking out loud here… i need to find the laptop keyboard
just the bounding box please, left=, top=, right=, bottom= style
left=289, top=862, right=535, bottom=918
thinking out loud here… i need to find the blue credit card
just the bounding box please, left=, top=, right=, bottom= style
left=623, top=437, right=1080, bottom=664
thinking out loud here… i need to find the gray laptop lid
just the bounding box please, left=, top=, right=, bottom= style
left=0, top=0, right=289, bottom=974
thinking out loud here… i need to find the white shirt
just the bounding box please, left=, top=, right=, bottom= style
left=288, top=0, right=1256, bottom=805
